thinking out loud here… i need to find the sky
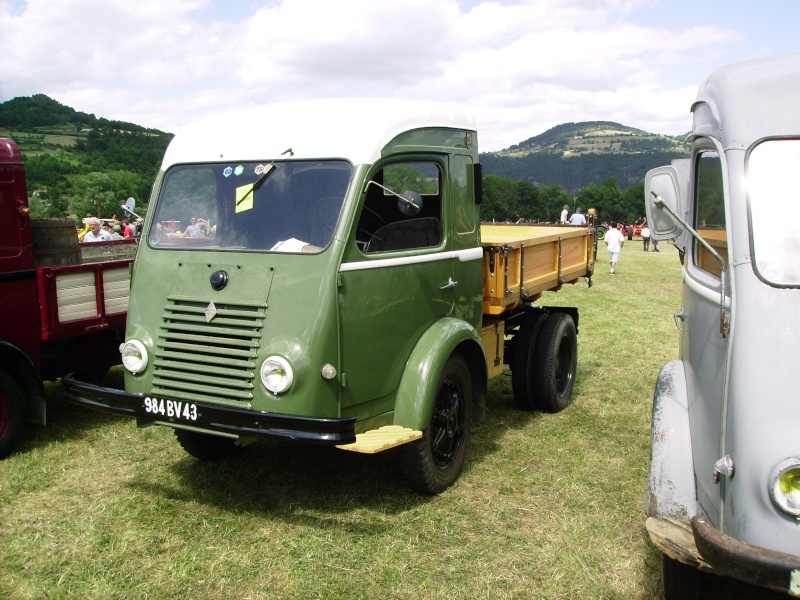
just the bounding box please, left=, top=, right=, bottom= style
left=2, top=0, right=799, bottom=152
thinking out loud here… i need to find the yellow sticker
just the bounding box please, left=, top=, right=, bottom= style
left=235, top=183, right=254, bottom=213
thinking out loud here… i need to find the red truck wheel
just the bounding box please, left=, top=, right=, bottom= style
left=401, top=353, right=473, bottom=494
left=0, top=371, right=25, bottom=459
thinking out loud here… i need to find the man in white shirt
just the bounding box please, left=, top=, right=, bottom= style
left=603, top=221, right=625, bottom=274
left=569, top=208, right=586, bottom=225
left=83, top=217, right=112, bottom=242
left=560, top=204, right=569, bottom=224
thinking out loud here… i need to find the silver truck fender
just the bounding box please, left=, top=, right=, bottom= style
left=645, top=359, right=696, bottom=520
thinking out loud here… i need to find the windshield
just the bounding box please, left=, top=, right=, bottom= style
left=748, top=139, right=800, bottom=286
left=149, top=160, right=352, bottom=253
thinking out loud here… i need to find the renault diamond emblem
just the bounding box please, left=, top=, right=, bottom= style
left=205, top=301, right=218, bottom=323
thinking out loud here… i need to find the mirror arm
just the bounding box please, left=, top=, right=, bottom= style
left=651, top=191, right=729, bottom=338
left=363, top=180, right=419, bottom=209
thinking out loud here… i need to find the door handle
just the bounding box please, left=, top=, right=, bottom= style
left=440, top=277, right=458, bottom=290
left=673, top=310, right=686, bottom=331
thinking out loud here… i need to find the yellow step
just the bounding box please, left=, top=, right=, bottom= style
left=336, top=425, right=422, bottom=454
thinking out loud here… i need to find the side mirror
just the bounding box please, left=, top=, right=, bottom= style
left=645, top=165, right=683, bottom=239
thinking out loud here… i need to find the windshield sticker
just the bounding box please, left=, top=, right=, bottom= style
left=255, top=164, right=267, bottom=175
left=235, top=183, right=255, bottom=213
left=234, top=165, right=244, bottom=176
left=223, top=166, right=233, bottom=177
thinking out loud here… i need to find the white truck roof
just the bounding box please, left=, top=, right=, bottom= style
left=161, top=98, right=477, bottom=168
left=692, top=53, right=800, bottom=145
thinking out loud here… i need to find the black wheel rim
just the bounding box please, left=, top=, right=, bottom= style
left=431, top=375, right=466, bottom=469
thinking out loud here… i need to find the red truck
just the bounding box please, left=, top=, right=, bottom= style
left=0, top=138, right=134, bottom=457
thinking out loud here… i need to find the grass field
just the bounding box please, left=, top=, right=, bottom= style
left=1, top=240, right=684, bottom=599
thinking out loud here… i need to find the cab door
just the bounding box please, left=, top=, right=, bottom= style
left=683, top=144, right=731, bottom=526
left=338, top=158, right=455, bottom=416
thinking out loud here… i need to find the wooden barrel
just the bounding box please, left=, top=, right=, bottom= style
left=30, top=218, right=82, bottom=267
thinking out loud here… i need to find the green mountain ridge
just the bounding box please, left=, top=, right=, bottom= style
left=0, top=94, right=683, bottom=220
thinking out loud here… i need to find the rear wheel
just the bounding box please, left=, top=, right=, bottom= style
left=401, top=353, right=473, bottom=494
left=174, top=429, right=238, bottom=461
left=532, top=313, right=578, bottom=413
left=0, top=371, right=26, bottom=459
left=511, top=312, right=546, bottom=410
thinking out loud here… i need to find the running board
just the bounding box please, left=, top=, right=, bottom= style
left=336, top=425, right=422, bottom=454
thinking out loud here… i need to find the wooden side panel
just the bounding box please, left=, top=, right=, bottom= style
left=481, top=224, right=594, bottom=316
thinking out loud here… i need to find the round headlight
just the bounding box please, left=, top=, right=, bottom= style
left=770, top=459, right=800, bottom=517
left=260, top=356, right=293, bottom=394
left=120, top=339, right=148, bottom=374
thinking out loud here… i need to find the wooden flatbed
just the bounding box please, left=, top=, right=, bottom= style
left=480, top=224, right=595, bottom=316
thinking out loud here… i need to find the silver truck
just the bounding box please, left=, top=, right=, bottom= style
left=644, top=53, right=800, bottom=598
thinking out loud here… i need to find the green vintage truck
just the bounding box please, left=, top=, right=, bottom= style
left=64, top=99, right=594, bottom=493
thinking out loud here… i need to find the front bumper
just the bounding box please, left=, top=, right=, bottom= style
left=646, top=515, right=800, bottom=596
left=692, top=515, right=800, bottom=596
left=62, top=374, right=357, bottom=445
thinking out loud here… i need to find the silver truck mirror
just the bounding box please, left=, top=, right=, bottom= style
left=645, top=165, right=684, bottom=242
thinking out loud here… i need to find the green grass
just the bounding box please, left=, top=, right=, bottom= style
left=1, top=241, right=682, bottom=599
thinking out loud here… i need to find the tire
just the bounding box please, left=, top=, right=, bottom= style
left=0, top=371, right=26, bottom=459
left=662, top=554, right=702, bottom=600
left=174, top=428, right=238, bottom=461
left=596, top=225, right=607, bottom=240
left=532, top=313, right=578, bottom=413
left=511, top=312, right=546, bottom=410
left=401, top=353, right=473, bottom=495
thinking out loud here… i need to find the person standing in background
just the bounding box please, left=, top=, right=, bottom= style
left=641, top=224, right=650, bottom=251
left=560, top=204, right=569, bottom=224
left=604, top=221, right=625, bottom=274
left=569, top=208, right=586, bottom=225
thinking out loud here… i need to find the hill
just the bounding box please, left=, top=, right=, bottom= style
left=0, top=95, right=688, bottom=205
left=0, top=94, right=173, bottom=209
left=480, top=121, right=689, bottom=193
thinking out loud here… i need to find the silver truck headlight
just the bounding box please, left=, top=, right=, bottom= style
left=770, top=459, right=800, bottom=517
left=260, top=356, right=293, bottom=394
left=120, top=339, right=148, bottom=374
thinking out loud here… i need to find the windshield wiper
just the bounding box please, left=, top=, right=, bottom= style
left=236, top=148, right=294, bottom=207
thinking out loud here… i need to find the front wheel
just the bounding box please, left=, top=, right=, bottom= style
left=662, top=554, right=702, bottom=600
left=401, top=353, right=473, bottom=495
left=0, top=371, right=26, bottom=459
left=174, top=429, right=238, bottom=461
left=596, top=225, right=607, bottom=240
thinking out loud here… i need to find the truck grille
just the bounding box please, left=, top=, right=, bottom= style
left=151, top=296, right=267, bottom=407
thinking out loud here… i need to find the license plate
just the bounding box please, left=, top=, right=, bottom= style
left=142, top=396, right=199, bottom=422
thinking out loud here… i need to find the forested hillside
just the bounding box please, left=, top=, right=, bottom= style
left=0, top=94, right=683, bottom=224
left=0, top=94, right=172, bottom=221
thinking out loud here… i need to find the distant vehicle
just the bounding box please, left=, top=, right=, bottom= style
left=644, top=54, right=800, bottom=598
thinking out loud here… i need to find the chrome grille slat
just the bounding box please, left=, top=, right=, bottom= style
left=152, top=298, right=265, bottom=405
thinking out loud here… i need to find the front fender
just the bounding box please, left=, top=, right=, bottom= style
left=645, top=359, right=696, bottom=519
left=393, top=318, right=485, bottom=431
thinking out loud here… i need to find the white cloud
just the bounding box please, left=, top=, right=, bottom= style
left=0, top=0, right=777, bottom=151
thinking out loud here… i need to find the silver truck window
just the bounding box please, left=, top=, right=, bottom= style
left=357, top=161, right=443, bottom=254
left=693, top=150, right=727, bottom=278
left=149, top=160, right=352, bottom=253
left=749, top=139, right=800, bottom=285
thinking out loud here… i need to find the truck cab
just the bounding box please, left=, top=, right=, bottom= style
left=644, top=54, right=800, bottom=597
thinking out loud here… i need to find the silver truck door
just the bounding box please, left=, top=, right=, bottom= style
left=683, top=145, right=731, bottom=526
